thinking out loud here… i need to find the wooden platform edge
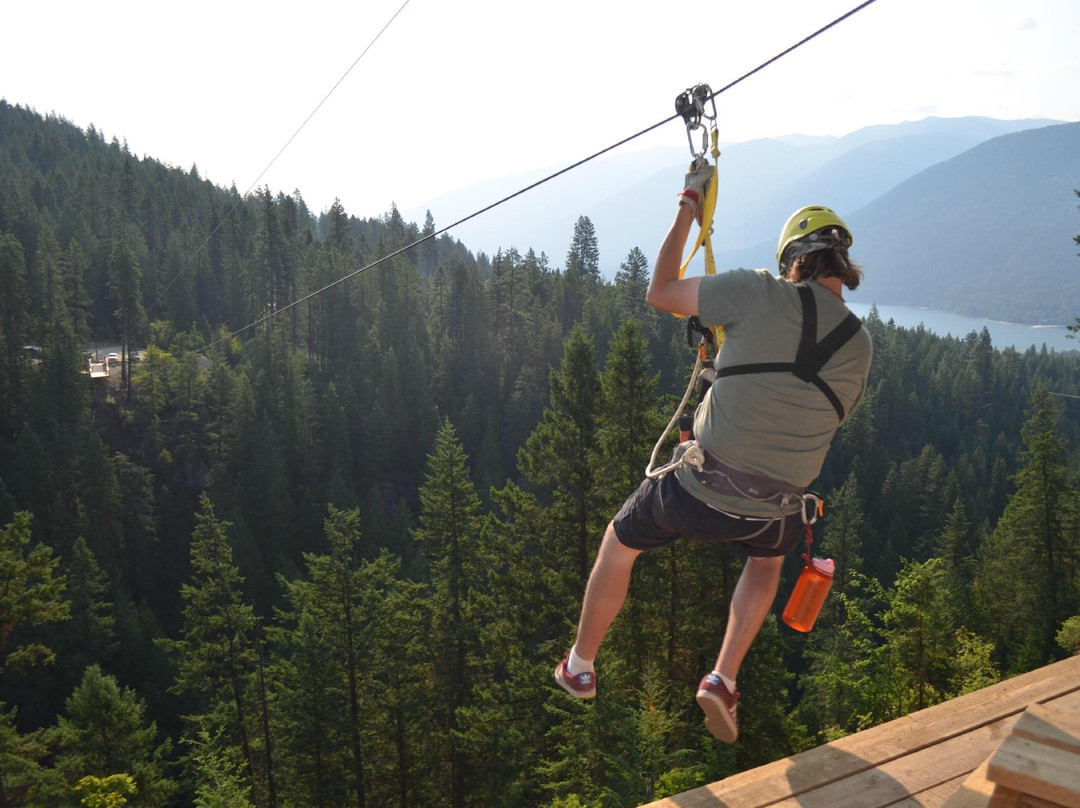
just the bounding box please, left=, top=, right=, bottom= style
left=641, top=656, right=1080, bottom=808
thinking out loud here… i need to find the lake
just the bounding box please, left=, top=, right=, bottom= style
left=846, top=303, right=1078, bottom=354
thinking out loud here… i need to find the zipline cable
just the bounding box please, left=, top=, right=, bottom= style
left=201, top=0, right=881, bottom=351
left=150, top=0, right=413, bottom=313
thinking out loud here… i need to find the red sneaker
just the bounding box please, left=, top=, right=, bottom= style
left=696, top=672, right=739, bottom=742
left=554, top=650, right=596, bottom=699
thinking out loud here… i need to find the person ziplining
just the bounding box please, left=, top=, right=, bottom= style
left=554, top=88, right=874, bottom=743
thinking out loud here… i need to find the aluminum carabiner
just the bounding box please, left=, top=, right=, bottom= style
left=675, top=83, right=719, bottom=161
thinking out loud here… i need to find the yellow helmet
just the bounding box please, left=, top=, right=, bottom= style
left=777, top=206, right=852, bottom=275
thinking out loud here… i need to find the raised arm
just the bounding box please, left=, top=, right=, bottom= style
left=646, top=202, right=702, bottom=316
left=645, top=161, right=713, bottom=316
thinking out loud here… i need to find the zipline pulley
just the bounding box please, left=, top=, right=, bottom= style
left=675, top=84, right=720, bottom=164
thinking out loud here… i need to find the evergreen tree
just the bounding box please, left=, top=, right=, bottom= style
left=160, top=495, right=261, bottom=800
left=613, top=247, right=651, bottom=325
left=54, top=538, right=117, bottom=695
left=879, top=558, right=956, bottom=711
left=518, top=325, right=602, bottom=589
left=0, top=511, right=70, bottom=674
left=797, top=574, right=886, bottom=738
left=0, top=512, right=69, bottom=806
left=414, top=421, right=489, bottom=808
left=188, top=729, right=256, bottom=808
left=819, top=474, right=865, bottom=596
left=0, top=234, right=30, bottom=432
left=976, top=386, right=1079, bottom=667
left=273, top=507, right=432, bottom=808
left=596, top=319, right=662, bottom=506
left=565, top=215, right=600, bottom=284
left=48, top=665, right=176, bottom=807
left=106, top=241, right=146, bottom=400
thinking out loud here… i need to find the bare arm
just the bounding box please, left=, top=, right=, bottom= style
left=645, top=202, right=702, bottom=316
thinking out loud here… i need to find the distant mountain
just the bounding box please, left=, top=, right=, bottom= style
left=847, top=122, right=1080, bottom=324
left=410, top=117, right=1059, bottom=277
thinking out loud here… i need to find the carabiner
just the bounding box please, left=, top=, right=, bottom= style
left=675, top=83, right=718, bottom=161
left=800, top=493, right=825, bottom=525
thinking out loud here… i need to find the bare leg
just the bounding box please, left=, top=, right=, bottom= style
left=573, top=521, right=643, bottom=661
left=713, top=554, right=784, bottom=680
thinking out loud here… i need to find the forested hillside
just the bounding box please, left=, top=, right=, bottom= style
left=712, top=121, right=1080, bottom=325
left=2, top=101, right=1080, bottom=807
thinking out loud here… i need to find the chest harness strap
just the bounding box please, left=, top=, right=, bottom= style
left=717, top=284, right=862, bottom=421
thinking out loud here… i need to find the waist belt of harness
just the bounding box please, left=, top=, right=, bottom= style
left=715, top=284, right=862, bottom=421
left=689, top=449, right=805, bottom=511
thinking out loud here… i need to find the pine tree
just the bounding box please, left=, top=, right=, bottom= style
left=0, top=234, right=30, bottom=430
left=976, top=386, right=1079, bottom=668
left=188, top=729, right=256, bottom=808
left=0, top=511, right=70, bottom=674
left=0, top=511, right=70, bottom=806
left=613, top=247, right=651, bottom=325
left=106, top=241, right=146, bottom=400
left=565, top=216, right=600, bottom=284
left=819, top=473, right=865, bottom=596
left=274, top=508, right=432, bottom=808
left=57, top=538, right=117, bottom=687
left=48, top=665, right=176, bottom=807
left=879, top=558, right=956, bottom=711
left=414, top=421, right=489, bottom=808
left=160, top=495, right=260, bottom=799
left=796, top=574, right=887, bottom=738
left=596, top=319, right=662, bottom=506
left=518, top=325, right=602, bottom=590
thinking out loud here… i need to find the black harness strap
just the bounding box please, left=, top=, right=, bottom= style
left=715, top=284, right=862, bottom=421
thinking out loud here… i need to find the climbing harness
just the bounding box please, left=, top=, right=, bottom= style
left=717, top=284, right=862, bottom=420
left=646, top=283, right=862, bottom=481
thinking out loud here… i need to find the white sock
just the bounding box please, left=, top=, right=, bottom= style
left=714, top=670, right=737, bottom=693
left=568, top=645, right=594, bottom=677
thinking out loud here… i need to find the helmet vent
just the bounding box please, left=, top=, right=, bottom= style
left=799, top=219, right=808, bottom=230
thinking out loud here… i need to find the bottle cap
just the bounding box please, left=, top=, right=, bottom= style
left=811, top=557, right=835, bottom=576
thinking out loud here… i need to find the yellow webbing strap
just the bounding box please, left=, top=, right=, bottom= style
left=673, top=155, right=724, bottom=349
left=677, top=162, right=718, bottom=285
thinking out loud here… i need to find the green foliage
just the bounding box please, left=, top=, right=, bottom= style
left=1057, top=615, right=1080, bottom=655
left=49, top=665, right=176, bottom=807
left=75, top=773, right=137, bottom=808
left=0, top=511, right=70, bottom=673
left=187, top=729, right=255, bottom=808
left=975, top=386, right=1080, bottom=668
left=0, top=700, right=64, bottom=806
left=2, top=101, right=1080, bottom=807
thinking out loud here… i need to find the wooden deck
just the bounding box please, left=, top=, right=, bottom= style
left=643, top=655, right=1080, bottom=808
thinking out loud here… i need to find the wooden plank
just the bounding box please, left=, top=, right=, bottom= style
left=987, top=788, right=1022, bottom=808
left=864, top=771, right=971, bottom=808
left=986, top=736, right=1080, bottom=807
left=643, top=657, right=1080, bottom=808
left=917, top=773, right=982, bottom=808
left=1010, top=704, right=1080, bottom=756
left=762, top=716, right=1023, bottom=808
left=941, top=760, right=995, bottom=808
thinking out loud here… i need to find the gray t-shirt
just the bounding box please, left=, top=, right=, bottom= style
left=674, top=269, right=873, bottom=516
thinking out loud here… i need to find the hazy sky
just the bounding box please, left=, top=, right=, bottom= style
left=4, top=0, right=1079, bottom=224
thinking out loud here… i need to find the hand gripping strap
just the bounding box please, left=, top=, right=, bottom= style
left=676, top=163, right=719, bottom=289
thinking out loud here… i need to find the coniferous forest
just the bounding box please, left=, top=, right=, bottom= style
left=2, top=100, right=1080, bottom=808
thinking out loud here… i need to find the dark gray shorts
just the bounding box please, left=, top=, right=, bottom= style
left=612, top=474, right=805, bottom=558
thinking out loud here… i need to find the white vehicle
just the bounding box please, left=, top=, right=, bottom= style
left=107, top=352, right=120, bottom=363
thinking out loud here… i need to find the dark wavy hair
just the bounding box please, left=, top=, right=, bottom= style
left=789, top=242, right=863, bottom=291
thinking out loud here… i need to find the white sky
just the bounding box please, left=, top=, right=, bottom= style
left=4, top=0, right=1079, bottom=224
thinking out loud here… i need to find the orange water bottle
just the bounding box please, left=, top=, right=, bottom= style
left=782, top=557, right=835, bottom=632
